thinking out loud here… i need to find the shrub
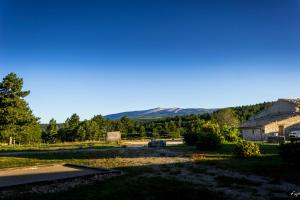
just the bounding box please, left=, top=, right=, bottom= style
left=184, top=121, right=224, bottom=149
left=233, top=140, right=261, bottom=158
left=196, top=131, right=223, bottom=150
left=201, top=121, right=221, bottom=136
left=221, top=125, right=240, bottom=142
left=278, top=142, right=300, bottom=165
left=183, top=132, right=198, bottom=146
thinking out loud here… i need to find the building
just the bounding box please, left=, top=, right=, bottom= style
left=240, top=99, right=300, bottom=141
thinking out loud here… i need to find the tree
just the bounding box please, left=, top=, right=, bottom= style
left=118, top=116, right=134, bottom=137
left=64, top=113, right=80, bottom=141
left=42, top=118, right=58, bottom=143
left=76, top=125, right=86, bottom=141
left=212, top=108, right=240, bottom=127
left=78, top=120, right=100, bottom=141
left=152, top=127, right=160, bottom=138
left=0, top=73, right=41, bottom=144
left=140, top=125, right=146, bottom=137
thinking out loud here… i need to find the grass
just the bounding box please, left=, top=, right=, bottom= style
left=0, top=142, right=297, bottom=184
left=0, top=145, right=228, bottom=200
left=0, top=147, right=184, bottom=169
left=0, top=141, right=299, bottom=199
left=8, top=175, right=227, bottom=200
left=188, top=142, right=300, bottom=184
left=0, top=141, right=119, bottom=152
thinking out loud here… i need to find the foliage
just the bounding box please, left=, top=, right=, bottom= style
left=232, top=102, right=272, bottom=123
left=212, top=108, right=240, bottom=127
left=233, top=140, right=261, bottom=158
left=184, top=121, right=224, bottom=150
left=196, top=132, right=223, bottom=150
left=42, top=118, right=58, bottom=143
left=61, top=113, right=80, bottom=141
left=184, top=121, right=232, bottom=148
left=0, top=73, right=41, bottom=144
left=221, top=125, right=240, bottom=142
left=151, top=127, right=160, bottom=138
left=278, top=142, right=300, bottom=165
left=183, top=132, right=198, bottom=146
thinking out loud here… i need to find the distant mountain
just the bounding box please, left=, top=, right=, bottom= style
left=104, top=107, right=217, bottom=120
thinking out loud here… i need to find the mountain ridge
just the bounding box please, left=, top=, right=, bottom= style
left=104, top=107, right=217, bottom=120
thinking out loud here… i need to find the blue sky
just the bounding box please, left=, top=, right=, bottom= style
left=0, top=0, right=300, bottom=123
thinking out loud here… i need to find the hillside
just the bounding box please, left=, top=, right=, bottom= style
left=104, top=107, right=217, bottom=120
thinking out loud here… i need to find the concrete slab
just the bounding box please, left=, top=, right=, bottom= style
left=0, top=164, right=119, bottom=188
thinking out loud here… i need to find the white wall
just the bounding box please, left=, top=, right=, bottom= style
left=242, top=128, right=266, bottom=141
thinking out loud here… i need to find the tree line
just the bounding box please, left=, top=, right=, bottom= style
left=0, top=73, right=272, bottom=144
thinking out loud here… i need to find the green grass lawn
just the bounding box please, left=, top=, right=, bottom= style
left=0, top=141, right=119, bottom=152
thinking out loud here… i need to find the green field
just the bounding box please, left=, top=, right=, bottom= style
left=0, top=141, right=119, bottom=152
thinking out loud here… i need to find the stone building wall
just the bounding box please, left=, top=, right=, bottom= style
left=264, top=115, right=300, bottom=137
left=242, top=116, right=300, bottom=140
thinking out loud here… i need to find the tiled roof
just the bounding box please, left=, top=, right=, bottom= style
left=240, top=112, right=300, bottom=128
left=279, top=98, right=300, bottom=106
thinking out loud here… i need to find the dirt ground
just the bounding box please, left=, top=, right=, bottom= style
left=0, top=146, right=299, bottom=200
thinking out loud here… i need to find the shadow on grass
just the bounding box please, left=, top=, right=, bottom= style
left=2, top=164, right=228, bottom=200
left=193, top=154, right=300, bottom=184
left=0, top=144, right=298, bottom=185
left=0, top=147, right=185, bottom=160
left=0, top=145, right=118, bottom=153
left=1, top=159, right=298, bottom=200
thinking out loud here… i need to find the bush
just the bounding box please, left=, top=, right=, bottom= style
left=221, top=125, right=240, bottom=142
left=278, top=142, right=300, bottom=165
left=233, top=140, right=261, bottom=158
left=184, top=121, right=223, bottom=149
left=196, top=131, right=223, bottom=150
left=183, top=132, right=198, bottom=146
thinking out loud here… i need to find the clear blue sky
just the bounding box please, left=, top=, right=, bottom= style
left=0, top=0, right=300, bottom=123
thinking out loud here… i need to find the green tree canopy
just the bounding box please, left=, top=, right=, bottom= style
left=0, top=73, right=41, bottom=144
left=212, top=108, right=240, bottom=127
left=63, top=113, right=80, bottom=141
left=42, top=118, right=58, bottom=143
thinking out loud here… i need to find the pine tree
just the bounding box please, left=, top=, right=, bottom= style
left=0, top=73, right=41, bottom=144
left=42, top=118, right=58, bottom=143
left=64, top=113, right=80, bottom=141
